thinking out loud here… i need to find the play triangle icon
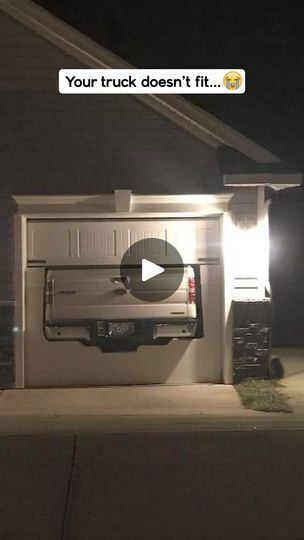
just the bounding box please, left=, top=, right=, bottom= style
left=142, top=259, right=164, bottom=282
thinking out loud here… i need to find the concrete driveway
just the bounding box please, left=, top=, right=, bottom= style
left=0, top=380, right=300, bottom=435
left=0, top=384, right=245, bottom=418
left=0, top=383, right=259, bottom=435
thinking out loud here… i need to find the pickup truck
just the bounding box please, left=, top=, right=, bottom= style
left=44, top=265, right=203, bottom=351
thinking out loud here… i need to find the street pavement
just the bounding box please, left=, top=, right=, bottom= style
left=0, top=381, right=303, bottom=539
left=1, top=430, right=304, bottom=540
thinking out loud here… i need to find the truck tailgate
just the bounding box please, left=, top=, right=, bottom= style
left=45, top=267, right=194, bottom=322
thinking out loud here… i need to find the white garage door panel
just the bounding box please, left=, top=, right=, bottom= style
left=28, top=224, right=72, bottom=259
left=24, top=264, right=223, bottom=386
left=27, top=219, right=220, bottom=265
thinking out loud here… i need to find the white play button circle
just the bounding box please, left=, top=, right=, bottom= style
left=142, top=258, right=164, bottom=282
left=120, top=238, right=184, bottom=302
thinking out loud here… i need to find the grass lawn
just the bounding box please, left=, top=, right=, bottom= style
left=236, top=379, right=292, bottom=413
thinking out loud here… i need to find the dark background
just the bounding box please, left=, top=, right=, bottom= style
left=33, top=0, right=304, bottom=346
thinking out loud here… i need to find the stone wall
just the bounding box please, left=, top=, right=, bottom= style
left=233, top=300, right=271, bottom=383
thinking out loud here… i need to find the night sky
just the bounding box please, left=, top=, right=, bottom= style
left=34, top=0, right=303, bottom=170
left=33, top=0, right=304, bottom=345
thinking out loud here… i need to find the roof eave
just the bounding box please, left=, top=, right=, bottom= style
left=224, top=172, right=302, bottom=190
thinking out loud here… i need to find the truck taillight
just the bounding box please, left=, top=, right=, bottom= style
left=45, top=279, right=54, bottom=307
left=187, top=266, right=196, bottom=304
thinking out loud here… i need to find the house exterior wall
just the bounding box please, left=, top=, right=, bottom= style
left=0, top=10, right=224, bottom=387
left=0, top=204, right=16, bottom=387
left=0, top=11, right=221, bottom=197
left=0, top=9, right=274, bottom=388
left=0, top=11, right=81, bottom=90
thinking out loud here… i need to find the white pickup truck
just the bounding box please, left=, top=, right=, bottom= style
left=44, top=265, right=203, bottom=351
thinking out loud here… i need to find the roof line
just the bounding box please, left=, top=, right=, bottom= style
left=0, top=0, right=280, bottom=164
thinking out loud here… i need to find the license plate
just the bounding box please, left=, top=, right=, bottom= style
left=108, top=322, right=135, bottom=337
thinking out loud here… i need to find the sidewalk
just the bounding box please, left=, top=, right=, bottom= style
left=276, top=348, right=304, bottom=419
left=0, top=382, right=301, bottom=435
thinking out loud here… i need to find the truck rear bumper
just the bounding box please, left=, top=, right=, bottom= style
left=44, top=318, right=202, bottom=352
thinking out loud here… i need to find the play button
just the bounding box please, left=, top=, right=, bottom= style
left=142, top=259, right=164, bottom=282
left=120, top=238, right=184, bottom=302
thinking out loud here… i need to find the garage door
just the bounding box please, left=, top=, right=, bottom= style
left=24, top=216, right=223, bottom=387
left=27, top=218, right=220, bottom=266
